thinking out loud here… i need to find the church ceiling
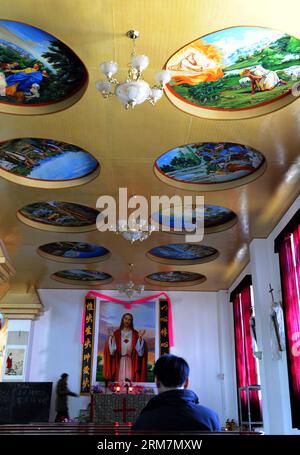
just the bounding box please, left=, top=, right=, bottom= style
left=0, top=0, right=299, bottom=293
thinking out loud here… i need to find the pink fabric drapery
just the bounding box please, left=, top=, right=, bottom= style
left=233, top=286, right=262, bottom=423
left=82, top=291, right=174, bottom=347
left=278, top=225, right=300, bottom=429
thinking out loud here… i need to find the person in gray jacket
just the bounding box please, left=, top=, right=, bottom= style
left=55, top=373, right=78, bottom=422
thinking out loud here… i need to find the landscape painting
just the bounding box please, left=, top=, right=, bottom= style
left=0, top=138, right=99, bottom=187
left=155, top=142, right=265, bottom=188
left=52, top=269, right=112, bottom=285
left=18, top=201, right=100, bottom=232
left=147, top=243, right=218, bottom=264
left=0, top=20, right=87, bottom=107
left=166, top=26, right=300, bottom=112
left=96, top=301, right=156, bottom=383
left=145, top=271, right=206, bottom=286
left=151, top=204, right=237, bottom=234
left=38, top=242, right=110, bottom=263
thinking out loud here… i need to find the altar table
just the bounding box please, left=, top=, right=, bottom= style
left=91, top=393, right=154, bottom=424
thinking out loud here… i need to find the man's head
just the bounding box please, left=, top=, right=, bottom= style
left=61, top=373, right=68, bottom=382
left=154, top=354, right=190, bottom=392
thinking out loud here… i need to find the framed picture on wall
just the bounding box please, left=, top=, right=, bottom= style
left=93, top=300, right=158, bottom=385
left=2, top=345, right=27, bottom=381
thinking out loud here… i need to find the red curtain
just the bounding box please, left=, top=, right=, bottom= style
left=277, top=225, right=300, bottom=429
left=233, top=285, right=262, bottom=424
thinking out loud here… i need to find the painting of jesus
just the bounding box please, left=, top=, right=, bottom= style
left=96, top=301, right=156, bottom=383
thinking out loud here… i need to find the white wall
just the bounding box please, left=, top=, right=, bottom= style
left=29, top=289, right=233, bottom=424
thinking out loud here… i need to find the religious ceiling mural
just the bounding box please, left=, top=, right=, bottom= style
left=0, top=20, right=87, bottom=114
left=17, top=201, right=100, bottom=232
left=0, top=138, right=99, bottom=188
left=151, top=204, right=237, bottom=234
left=38, top=242, right=110, bottom=263
left=164, top=26, right=300, bottom=119
left=51, top=269, right=113, bottom=285
left=147, top=243, right=219, bottom=265
left=145, top=271, right=206, bottom=286
left=154, top=142, right=266, bottom=190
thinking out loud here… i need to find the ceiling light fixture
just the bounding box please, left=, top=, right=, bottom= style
left=116, top=263, right=145, bottom=299
left=96, top=30, right=171, bottom=109
left=115, top=220, right=155, bottom=244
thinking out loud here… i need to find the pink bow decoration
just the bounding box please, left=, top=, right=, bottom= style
left=82, top=291, right=174, bottom=347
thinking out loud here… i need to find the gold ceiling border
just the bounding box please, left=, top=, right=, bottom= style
left=150, top=207, right=238, bottom=235
left=163, top=24, right=300, bottom=120
left=145, top=274, right=206, bottom=287
left=51, top=272, right=113, bottom=287
left=37, top=247, right=111, bottom=264
left=146, top=244, right=219, bottom=265
left=0, top=82, right=88, bottom=116
left=0, top=165, right=100, bottom=189
left=0, top=18, right=88, bottom=116
left=153, top=159, right=267, bottom=192
left=164, top=83, right=299, bottom=120
left=16, top=210, right=97, bottom=233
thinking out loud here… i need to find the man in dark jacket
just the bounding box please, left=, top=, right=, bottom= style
left=55, top=373, right=78, bottom=422
left=133, top=354, right=221, bottom=432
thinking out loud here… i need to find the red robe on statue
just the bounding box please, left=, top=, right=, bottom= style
left=103, top=329, right=148, bottom=382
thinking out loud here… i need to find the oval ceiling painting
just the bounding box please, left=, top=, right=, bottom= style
left=145, top=271, right=206, bottom=287
left=165, top=26, right=300, bottom=119
left=147, top=243, right=219, bottom=265
left=155, top=142, right=266, bottom=190
left=151, top=204, right=237, bottom=234
left=38, top=242, right=110, bottom=263
left=0, top=20, right=88, bottom=114
left=0, top=138, right=99, bottom=188
left=51, top=269, right=113, bottom=286
left=17, top=201, right=101, bottom=232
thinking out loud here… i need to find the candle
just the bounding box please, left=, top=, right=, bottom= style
left=115, top=386, right=120, bottom=392
left=128, top=386, right=133, bottom=393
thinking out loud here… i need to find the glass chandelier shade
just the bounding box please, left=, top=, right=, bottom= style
left=114, top=220, right=155, bottom=244
left=96, top=30, right=171, bottom=109
left=116, top=264, right=145, bottom=299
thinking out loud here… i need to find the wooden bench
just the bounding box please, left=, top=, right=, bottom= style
left=0, top=423, right=262, bottom=435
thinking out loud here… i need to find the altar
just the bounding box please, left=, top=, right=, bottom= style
left=91, top=393, right=155, bottom=424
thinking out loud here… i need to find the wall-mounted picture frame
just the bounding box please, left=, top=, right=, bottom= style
left=95, top=300, right=157, bottom=384
left=2, top=345, right=27, bottom=381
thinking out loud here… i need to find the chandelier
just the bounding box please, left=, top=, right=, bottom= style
left=96, top=30, right=171, bottom=109
left=115, top=220, right=155, bottom=244
left=116, top=264, right=145, bottom=299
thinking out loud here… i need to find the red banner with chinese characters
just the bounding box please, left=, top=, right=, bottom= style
left=80, top=297, right=96, bottom=394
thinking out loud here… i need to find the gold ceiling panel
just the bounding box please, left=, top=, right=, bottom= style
left=0, top=0, right=299, bottom=292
